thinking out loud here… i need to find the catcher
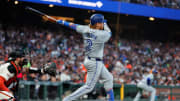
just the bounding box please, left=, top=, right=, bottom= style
left=0, top=50, right=56, bottom=101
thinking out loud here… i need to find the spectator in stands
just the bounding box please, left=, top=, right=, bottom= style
left=0, top=24, right=179, bottom=86
left=60, top=69, right=71, bottom=82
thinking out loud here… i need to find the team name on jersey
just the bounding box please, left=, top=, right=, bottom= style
left=87, top=33, right=97, bottom=40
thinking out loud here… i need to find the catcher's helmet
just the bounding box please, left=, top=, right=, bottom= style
left=8, top=50, right=25, bottom=61
left=90, top=14, right=104, bottom=25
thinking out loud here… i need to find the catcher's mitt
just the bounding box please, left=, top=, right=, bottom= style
left=43, top=63, right=56, bottom=76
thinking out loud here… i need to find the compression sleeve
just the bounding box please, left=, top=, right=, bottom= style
left=7, top=65, right=16, bottom=74
left=56, top=20, right=79, bottom=30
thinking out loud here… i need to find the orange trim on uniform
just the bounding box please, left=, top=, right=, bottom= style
left=0, top=76, right=6, bottom=82
left=10, top=61, right=21, bottom=75
left=5, top=76, right=17, bottom=87
left=0, top=77, right=9, bottom=91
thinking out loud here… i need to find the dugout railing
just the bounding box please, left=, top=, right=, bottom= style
left=17, top=80, right=180, bottom=101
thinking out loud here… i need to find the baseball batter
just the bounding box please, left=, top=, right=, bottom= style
left=43, top=14, right=114, bottom=101
left=133, top=70, right=157, bottom=101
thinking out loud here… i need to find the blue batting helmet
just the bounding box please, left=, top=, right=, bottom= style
left=90, top=14, right=104, bottom=25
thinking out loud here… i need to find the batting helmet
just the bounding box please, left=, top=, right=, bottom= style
left=90, top=14, right=104, bottom=25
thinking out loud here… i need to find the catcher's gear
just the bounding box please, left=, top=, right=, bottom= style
left=0, top=91, right=15, bottom=101
left=42, top=63, right=56, bottom=76
left=19, top=59, right=28, bottom=67
left=8, top=50, right=25, bottom=61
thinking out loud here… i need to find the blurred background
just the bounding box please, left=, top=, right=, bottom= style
left=0, top=0, right=180, bottom=101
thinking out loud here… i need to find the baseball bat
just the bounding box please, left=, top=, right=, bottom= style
left=25, top=6, right=57, bottom=22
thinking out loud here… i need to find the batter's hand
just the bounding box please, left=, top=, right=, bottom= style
left=42, top=15, right=48, bottom=21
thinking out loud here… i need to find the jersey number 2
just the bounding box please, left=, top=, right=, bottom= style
left=85, top=39, right=92, bottom=51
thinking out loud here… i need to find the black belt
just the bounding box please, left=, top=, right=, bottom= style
left=88, top=57, right=102, bottom=61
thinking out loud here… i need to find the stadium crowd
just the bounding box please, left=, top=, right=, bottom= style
left=0, top=25, right=180, bottom=87
left=113, top=0, right=180, bottom=9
